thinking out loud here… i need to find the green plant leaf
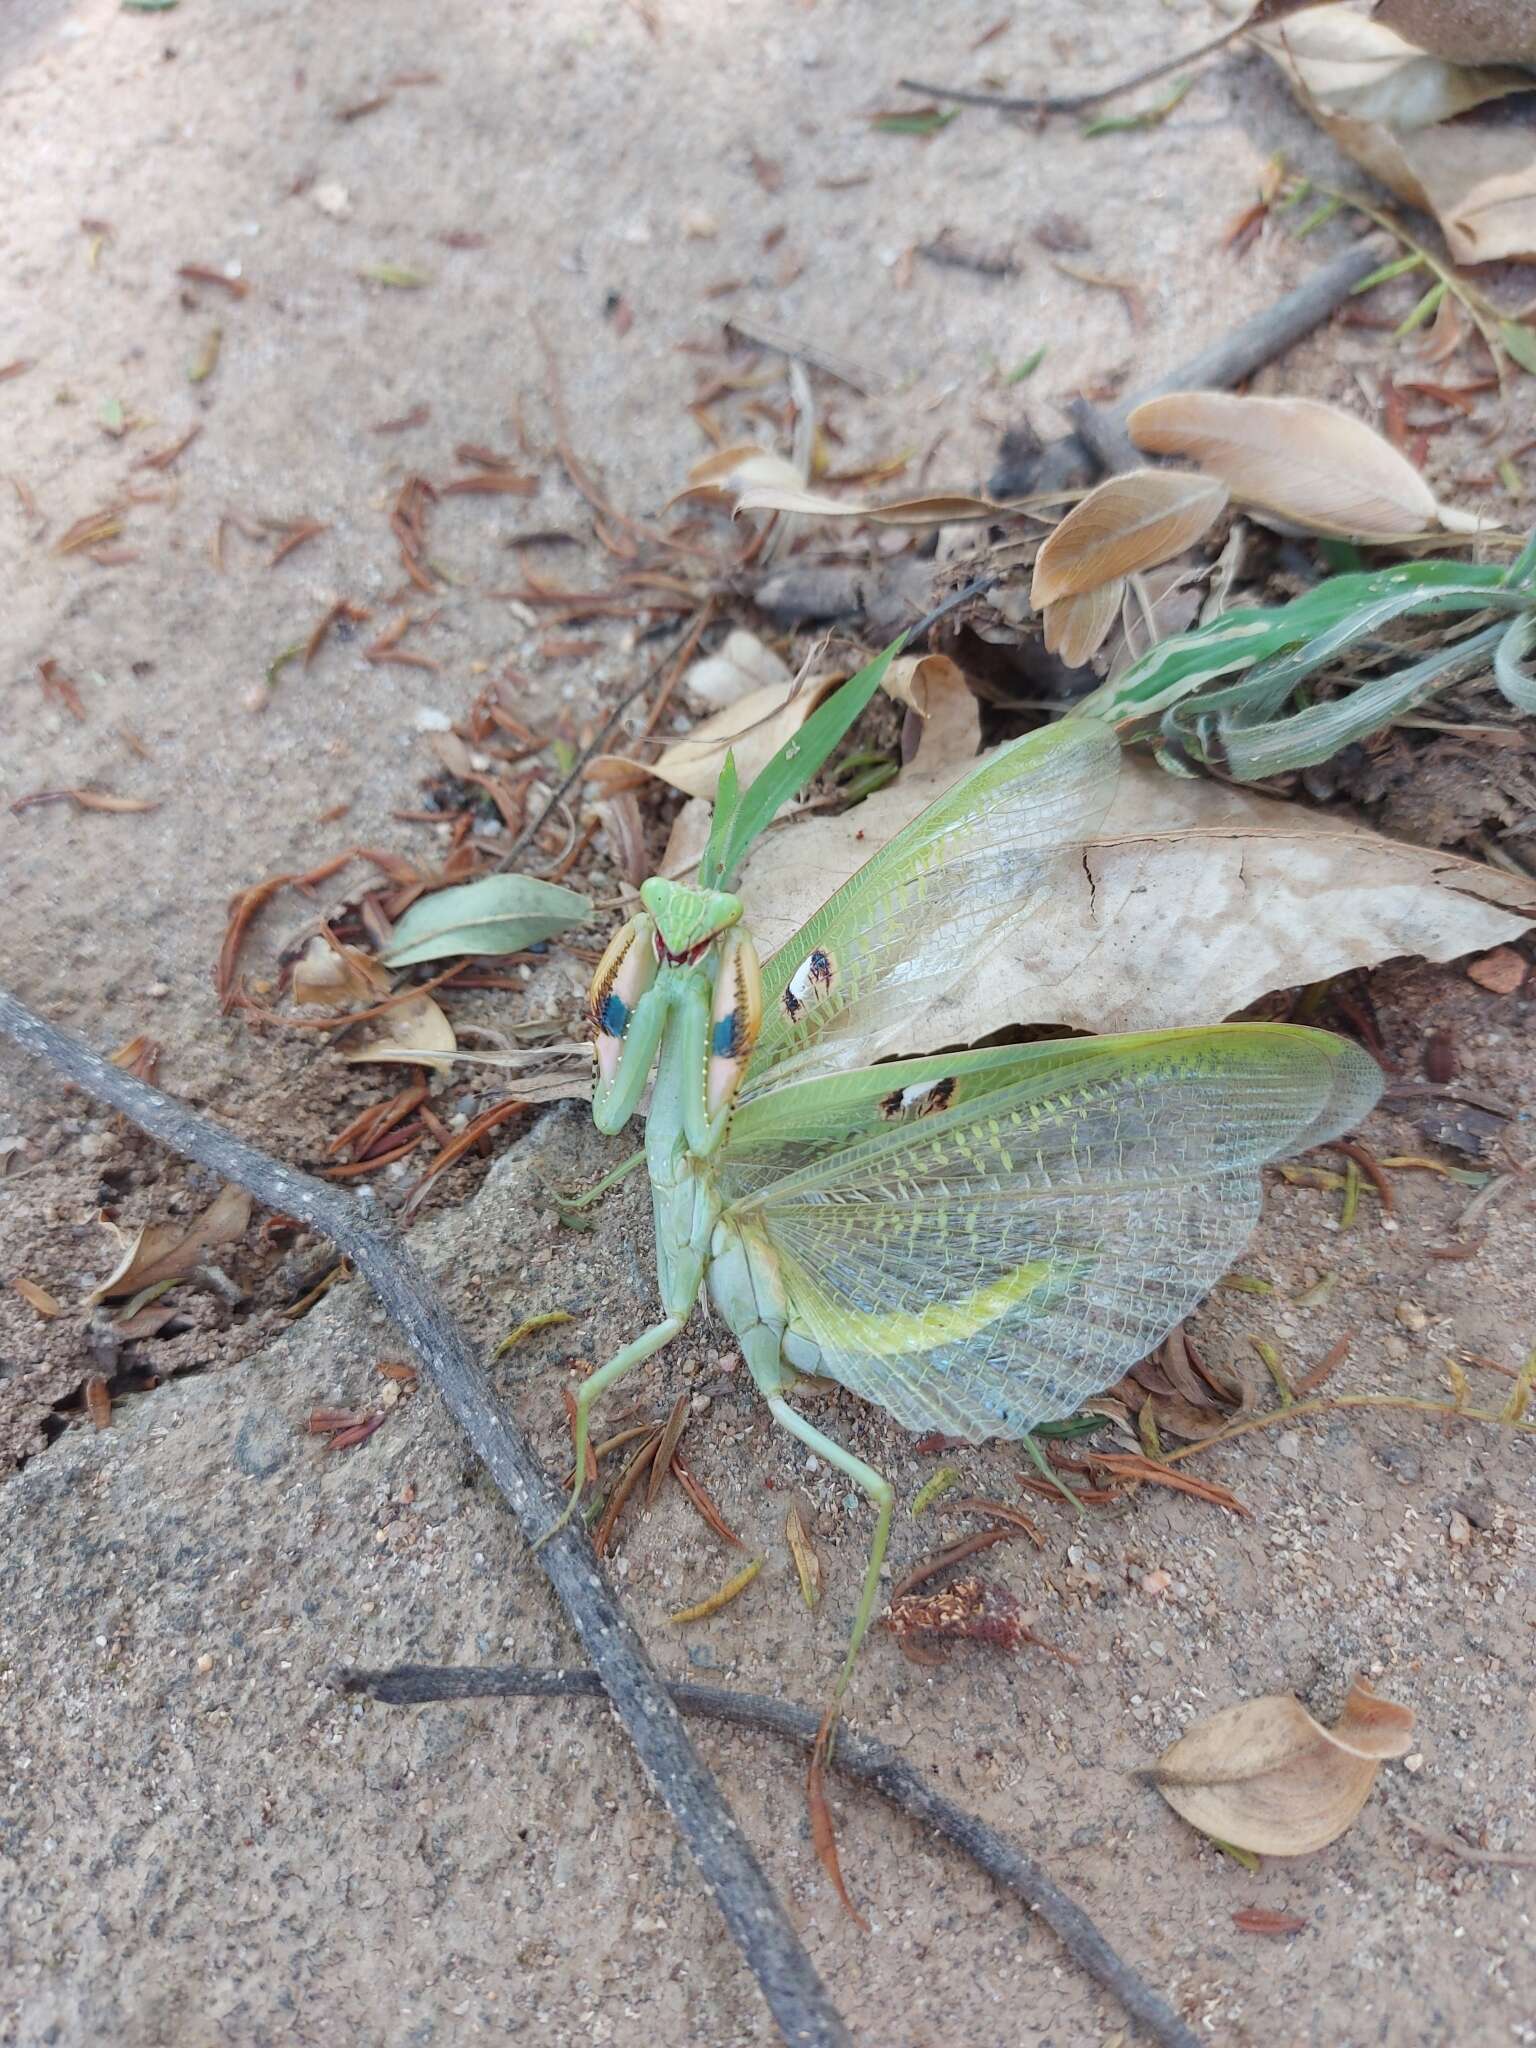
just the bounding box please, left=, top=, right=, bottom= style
left=1499, top=320, right=1536, bottom=377
left=703, top=635, right=905, bottom=889
left=380, top=875, right=591, bottom=967
left=699, top=748, right=740, bottom=894
left=1082, top=75, right=1192, bottom=137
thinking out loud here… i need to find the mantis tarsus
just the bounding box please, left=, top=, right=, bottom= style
left=546, top=652, right=1383, bottom=1703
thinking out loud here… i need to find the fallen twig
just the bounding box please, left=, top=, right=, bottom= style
left=0, top=988, right=848, bottom=2048
left=339, top=1661, right=1202, bottom=2048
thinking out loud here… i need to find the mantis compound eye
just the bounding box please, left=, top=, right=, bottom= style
left=706, top=927, right=762, bottom=1116
left=589, top=914, right=658, bottom=1087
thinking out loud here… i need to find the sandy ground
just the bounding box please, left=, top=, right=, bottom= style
left=2, top=2, right=1534, bottom=2045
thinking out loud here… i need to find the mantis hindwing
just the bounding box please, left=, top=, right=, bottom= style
left=553, top=708, right=1381, bottom=1697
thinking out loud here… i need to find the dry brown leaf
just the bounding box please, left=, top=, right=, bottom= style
left=733, top=481, right=1005, bottom=525
left=84, top=1375, right=112, bottom=1430
left=291, top=938, right=392, bottom=1007
left=1151, top=1675, right=1414, bottom=1855
left=1042, top=579, right=1126, bottom=666
left=1253, top=8, right=1529, bottom=124
left=86, top=1185, right=253, bottom=1307
left=1126, top=391, right=1447, bottom=540
left=736, top=704, right=1535, bottom=1038
left=339, top=990, right=457, bottom=1072
left=10, top=1276, right=62, bottom=1318
left=1030, top=471, right=1228, bottom=608
left=1256, top=9, right=1536, bottom=263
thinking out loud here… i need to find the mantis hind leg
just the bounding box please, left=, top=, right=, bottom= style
left=764, top=1392, right=893, bottom=1703
left=534, top=1313, right=685, bottom=1547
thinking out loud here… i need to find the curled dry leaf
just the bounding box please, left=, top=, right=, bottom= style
left=340, top=990, right=456, bottom=1072
left=292, top=938, right=392, bottom=1007
left=1255, top=8, right=1536, bottom=264
left=669, top=443, right=806, bottom=509
left=1030, top=470, right=1228, bottom=608
left=1151, top=1674, right=1414, bottom=1855
left=1042, top=579, right=1126, bottom=667
left=736, top=695, right=1535, bottom=1038
left=86, top=1184, right=253, bottom=1307
left=1127, top=392, right=1447, bottom=541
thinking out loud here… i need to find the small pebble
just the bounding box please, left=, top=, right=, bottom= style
left=1447, top=1511, right=1473, bottom=1547
left=1141, top=1569, right=1171, bottom=1598
left=1395, top=1301, right=1429, bottom=1332
left=1403, top=1753, right=1425, bottom=1774
left=196, top=1652, right=214, bottom=1673
left=691, top=1393, right=710, bottom=1415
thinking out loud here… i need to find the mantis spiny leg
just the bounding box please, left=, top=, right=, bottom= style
left=764, top=1393, right=894, bottom=1701
left=537, top=1313, right=686, bottom=1545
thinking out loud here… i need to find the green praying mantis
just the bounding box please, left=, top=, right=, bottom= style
left=545, top=631, right=1383, bottom=1699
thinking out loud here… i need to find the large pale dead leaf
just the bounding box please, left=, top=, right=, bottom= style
left=86, top=1185, right=253, bottom=1307
left=1031, top=471, right=1227, bottom=608
left=1151, top=1675, right=1414, bottom=1856
left=1042, top=579, right=1126, bottom=666
left=1253, top=8, right=1530, bottom=126
left=340, top=990, right=456, bottom=1072
left=735, top=705, right=1536, bottom=1037
left=1126, top=391, right=1446, bottom=540
left=641, top=653, right=962, bottom=800
left=1256, top=10, right=1536, bottom=263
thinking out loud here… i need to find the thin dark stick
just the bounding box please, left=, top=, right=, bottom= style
left=0, top=989, right=848, bottom=2048
left=342, top=1662, right=1201, bottom=2048
left=897, top=8, right=1259, bottom=116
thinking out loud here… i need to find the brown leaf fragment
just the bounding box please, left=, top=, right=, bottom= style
left=11, top=1276, right=62, bottom=1318
left=304, top=597, right=370, bottom=666
left=749, top=150, right=784, bottom=192
left=54, top=505, right=125, bottom=555
left=809, top=1707, right=870, bottom=1933
left=84, top=1376, right=112, bottom=1431
left=1466, top=947, right=1527, bottom=994
left=108, top=1033, right=161, bottom=1083
left=338, top=92, right=392, bottom=121
left=177, top=264, right=249, bottom=298
left=269, top=518, right=329, bottom=567
left=1152, top=1675, right=1414, bottom=1856
left=1232, top=1908, right=1307, bottom=1937
left=646, top=1393, right=690, bottom=1509
left=133, top=425, right=202, bottom=472
left=37, top=659, right=86, bottom=721
left=1294, top=1335, right=1353, bottom=1396
left=372, top=404, right=431, bottom=433
left=1049, top=256, right=1146, bottom=327
left=0, top=358, right=33, bottom=382
left=87, top=1184, right=254, bottom=1306
left=441, top=469, right=539, bottom=497
left=1091, top=1450, right=1251, bottom=1515
left=1032, top=471, right=1228, bottom=607
left=670, top=1447, right=744, bottom=1546
left=11, top=787, right=160, bottom=816
left=785, top=1502, right=823, bottom=1609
